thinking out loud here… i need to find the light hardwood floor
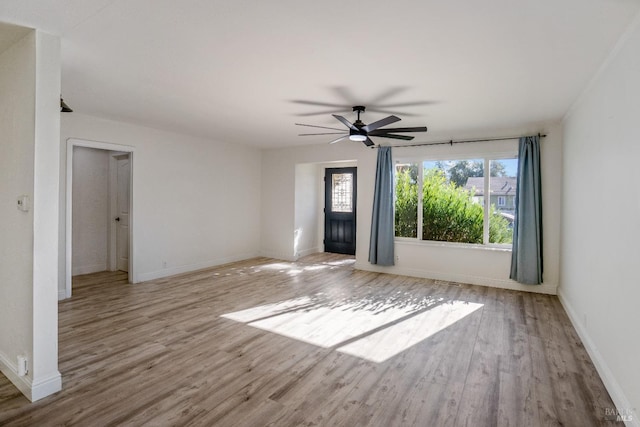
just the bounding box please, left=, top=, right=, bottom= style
left=0, top=254, right=620, bottom=426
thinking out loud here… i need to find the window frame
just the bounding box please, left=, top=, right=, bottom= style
left=394, top=151, right=518, bottom=249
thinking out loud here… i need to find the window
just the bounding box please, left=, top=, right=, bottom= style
left=395, top=163, right=419, bottom=238
left=394, top=157, right=518, bottom=246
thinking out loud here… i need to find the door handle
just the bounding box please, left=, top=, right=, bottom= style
left=115, top=217, right=120, bottom=222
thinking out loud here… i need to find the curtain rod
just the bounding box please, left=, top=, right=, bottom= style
left=376, top=133, right=546, bottom=149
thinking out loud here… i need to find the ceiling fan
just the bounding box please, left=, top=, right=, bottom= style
left=296, top=105, right=427, bottom=147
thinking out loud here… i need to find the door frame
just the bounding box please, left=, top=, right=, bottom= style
left=324, top=166, right=357, bottom=255
left=65, top=138, right=135, bottom=299
left=109, top=153, right=130, bottom=271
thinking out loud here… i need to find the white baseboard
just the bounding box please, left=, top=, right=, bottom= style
left=31, top=372, right=62, bottom=402
left=0, top=352, right=31, bottom=399
left=259, top=250, right=296, bottom=262
left=353, top=262, right=558, bottom=295
left=558, top=289, right=638, bottom=427
left=137, top=252, right=260, bottom=282
left=72, top=263, right=107, bottom=276
left=0, top=352, right=61, bottom=402
left=294, top=247, right=321, bottom=259
left=58, top=289, right=67, bottom=300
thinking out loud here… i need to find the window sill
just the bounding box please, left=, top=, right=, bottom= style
left=394, top=237, right=512, bottom=252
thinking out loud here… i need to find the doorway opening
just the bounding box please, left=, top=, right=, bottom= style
left=324, top=167, right=357, bottom=255
left=65, top=139, right=134, bottom=299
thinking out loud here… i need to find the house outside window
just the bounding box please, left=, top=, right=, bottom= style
left=395, top=156, right=517, bottom=246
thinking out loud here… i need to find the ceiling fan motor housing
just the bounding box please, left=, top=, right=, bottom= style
left=351, top=106, right=367, bottom=138
left=296, top=103, right=427, bottom=146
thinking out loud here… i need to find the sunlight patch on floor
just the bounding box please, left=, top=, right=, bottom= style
left=221, top=296, right=314, bottom=323
left=337, top=300, right=483, bottom=362
left=252, top=262, right=336, bottom=276
left=253, top=262, right=301, bottom=272
left=323, top=258, right=355, bottom=267
left=222, top=296, right=483, bottom=363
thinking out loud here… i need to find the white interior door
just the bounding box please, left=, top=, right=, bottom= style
left=116, top=156, right=130, bottom=272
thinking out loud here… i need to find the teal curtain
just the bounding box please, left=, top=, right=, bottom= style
left=369, top=146, right=395, bottom=265
left=510, top=136, right=543, bottom=284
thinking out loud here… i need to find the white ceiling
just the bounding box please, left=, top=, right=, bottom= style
left=1, top=0, right=639, bottom=148
left=0, top=22, right=30, bottom=54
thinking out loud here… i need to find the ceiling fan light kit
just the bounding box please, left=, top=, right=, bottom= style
left=349, top=134, right=367, bottom=142
left=296, top=104, right=427, bottom=147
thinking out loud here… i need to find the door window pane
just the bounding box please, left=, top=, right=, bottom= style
left=331, top=173, right=353, bottom=212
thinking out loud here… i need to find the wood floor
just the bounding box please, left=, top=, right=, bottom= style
left=0, top=254, right=620, bottom=426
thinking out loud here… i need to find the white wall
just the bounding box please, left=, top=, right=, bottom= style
left=261, top=123, right=562, bottom=294
left=294, top=163, right=319, bottom=257
left=0, top=28, right=61, bottom=402
left=59, top=113, right=262, bottom=293
left=72, top=146, right=109, bottom=275
left=262, top=143, right=374, bottom=261
left=31, top=30, right=62, bottom=401
left=560, top=14, right=640, bottom=422
left=0, top=29, right=36, bottom=397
